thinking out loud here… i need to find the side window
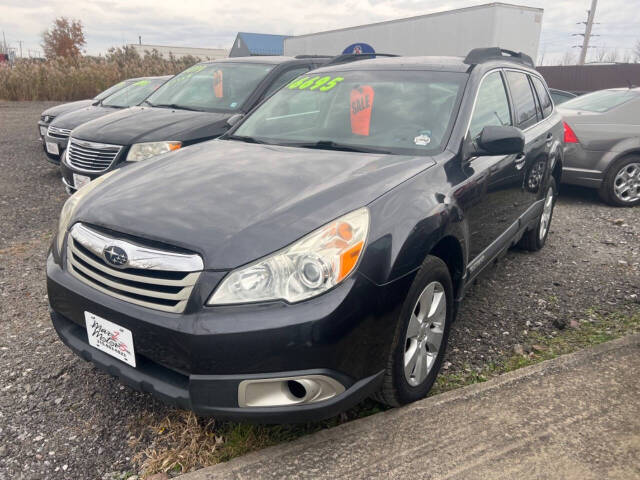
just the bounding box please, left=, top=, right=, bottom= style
left=531, top=76, right=553, bottom=117
left=262, top=67, right=310, bottom=99
left=468, top=71, right=512, bottom=139
left=505, top=71, right=538, bottom=129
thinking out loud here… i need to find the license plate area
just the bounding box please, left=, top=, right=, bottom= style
left=85, top=312, right=136, bottom=367
left=46, top=141, right=59, bottom=155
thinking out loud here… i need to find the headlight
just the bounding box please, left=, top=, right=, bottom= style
left=126, top=141, right=181, bottom=162
left=208, top=208, right=370, bottom=305
left=56, top=170, right=118, bottom=253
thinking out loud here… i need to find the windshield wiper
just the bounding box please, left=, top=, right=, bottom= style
left=153, top=103, right=202, bottom=112
left=141, top=100, right=155, bottom=107
left=283, top=140, right=392, bottom=154
left=226, top=134, right=271, bottom=145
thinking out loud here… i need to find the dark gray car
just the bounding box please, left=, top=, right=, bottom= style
left=559, top=88, right=640, bottom=206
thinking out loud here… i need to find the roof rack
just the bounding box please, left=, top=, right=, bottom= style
left=324, top=53, right=399, bottom=66
left=463, top=48, right=534, bottom=68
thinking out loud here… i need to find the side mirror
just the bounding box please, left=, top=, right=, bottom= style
left=226, top=113, right=244, bottom=128
left=475, top=125, right=524, bottom=156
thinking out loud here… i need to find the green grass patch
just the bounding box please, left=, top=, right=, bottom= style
left=432, top=307, right=640, bottom=395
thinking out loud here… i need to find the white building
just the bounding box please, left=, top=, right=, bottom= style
left=284, top=3, right=543, bottom=61
left=128, top=44, right=228, bottom=61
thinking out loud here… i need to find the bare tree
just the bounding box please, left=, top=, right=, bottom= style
left=41, top=17, right=86, bottom=59
left=560, top=50, right=576, bottom=65
left=603, top=49, right=619, bottom=63
left=634, top=39, right=640, bottom=62
left=593, top=48, right=607, bottom=63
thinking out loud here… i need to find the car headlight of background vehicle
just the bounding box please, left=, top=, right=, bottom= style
left=56, top=170, right=118, bottom=254
left=208, top=208, right=370, bottom=305
left=126, top=141, right=181, bottom=162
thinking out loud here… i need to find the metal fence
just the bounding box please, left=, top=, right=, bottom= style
left=537, top=64, right=640, bottom=93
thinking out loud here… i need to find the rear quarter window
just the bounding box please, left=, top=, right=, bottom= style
left=531, top=76, right=553, bottom=118
left=505, top=71, right=538, bottom=129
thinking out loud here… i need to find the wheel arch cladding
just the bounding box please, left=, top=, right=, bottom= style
left=428, top=235, right=464, bottom=300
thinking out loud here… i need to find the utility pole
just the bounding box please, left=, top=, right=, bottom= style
left=578, top=0, right=598, bottom=65
left=18, top=40, right=23, bottom=58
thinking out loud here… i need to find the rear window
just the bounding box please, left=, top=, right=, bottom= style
left=560, top=89, right=639, bottom=113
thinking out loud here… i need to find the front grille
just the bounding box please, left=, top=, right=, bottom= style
left=47, top=125, right=72, bottom=140
left=66, top=223, right=203, bottom=313
left=67, top=138, right=122, bottom=173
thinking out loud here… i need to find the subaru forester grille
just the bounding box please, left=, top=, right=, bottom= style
left=67, top=138, right=122, bottom=173
left=66, top=223, right=203, bottom=313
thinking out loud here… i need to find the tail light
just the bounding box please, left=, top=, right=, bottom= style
left=563, top=121, right=579, bottom=144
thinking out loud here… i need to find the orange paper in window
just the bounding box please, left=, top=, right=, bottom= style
left=213, top=70, right=223, bottom=98
left=350, top=86, right=375, bottom=136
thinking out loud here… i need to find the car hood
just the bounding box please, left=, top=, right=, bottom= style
left=75, top=140, right=436, bottom=269
left=71, top=106, right=231, bottom=146
left=42, top=100, right=94, bottom=118
left=50, top=105, right=123, bottom=131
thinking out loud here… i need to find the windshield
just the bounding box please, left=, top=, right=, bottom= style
left=101, top=78, right=168, bottom=108
left=561, top=89, right=639, bottom=113
left=145, top=63, right=275, bottom=112
left=93, top=80, right=132, bottom=101
left=232, top=70, right=467, bottom=155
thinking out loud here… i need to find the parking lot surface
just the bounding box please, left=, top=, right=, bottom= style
left=1, top=101, right=639, bottom=479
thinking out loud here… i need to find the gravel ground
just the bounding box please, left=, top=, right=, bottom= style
left=0, top=101, right=638, bottom=479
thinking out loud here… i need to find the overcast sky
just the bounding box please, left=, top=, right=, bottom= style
left=1, top=0, right=638, bottom=63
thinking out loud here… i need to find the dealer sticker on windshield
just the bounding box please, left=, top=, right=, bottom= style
left=288, top=76, right=344, bottom=92
left=85, top=312, right=136, bottom=367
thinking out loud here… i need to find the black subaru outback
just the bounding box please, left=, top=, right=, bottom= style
left=47, top=48, right=563, bottom=423
left=59, top=56, right=329, bottom=193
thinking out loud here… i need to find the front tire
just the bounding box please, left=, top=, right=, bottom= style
left=374, top=255, right=453, bottom=407
left=598, top=155, right=640, bottom=207
left=518, top=177, right=557, bottom=252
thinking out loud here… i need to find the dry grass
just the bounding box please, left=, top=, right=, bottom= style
left=0, top=47, right=198, bottom=101
left=129, top=401, right=384, bottom=477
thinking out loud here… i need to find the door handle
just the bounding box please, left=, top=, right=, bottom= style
left=514, top=153, right=526, bottom=170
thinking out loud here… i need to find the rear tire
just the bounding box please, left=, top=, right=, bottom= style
left=598, top=155, right=640, bottom=207
left=374, top=255, right=453, bottom=407
left=518, top=177, right=557, bottom=252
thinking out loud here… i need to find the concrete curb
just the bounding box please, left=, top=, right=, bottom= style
left=178, top=334, right=640, bottom=479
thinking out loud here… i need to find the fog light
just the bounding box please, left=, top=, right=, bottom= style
left=238, top=375, right=345, bottom=408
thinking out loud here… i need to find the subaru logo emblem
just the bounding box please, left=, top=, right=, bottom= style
left=103, top=245, right=128, bottom=268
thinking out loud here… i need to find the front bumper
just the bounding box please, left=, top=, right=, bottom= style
left=60, top=158, right=130, bottom=194
left=42, top=133, right=68, bottom=164
left=37, top=120, right=49, bottom=141
left=47, top=252, right=412, bottom=422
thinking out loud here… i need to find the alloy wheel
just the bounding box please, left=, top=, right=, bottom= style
left=539, top=185, right=555, bottom=241
left=613, top=162, right=640, bottom=203
left=403, top=281, right=447, bottom=387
